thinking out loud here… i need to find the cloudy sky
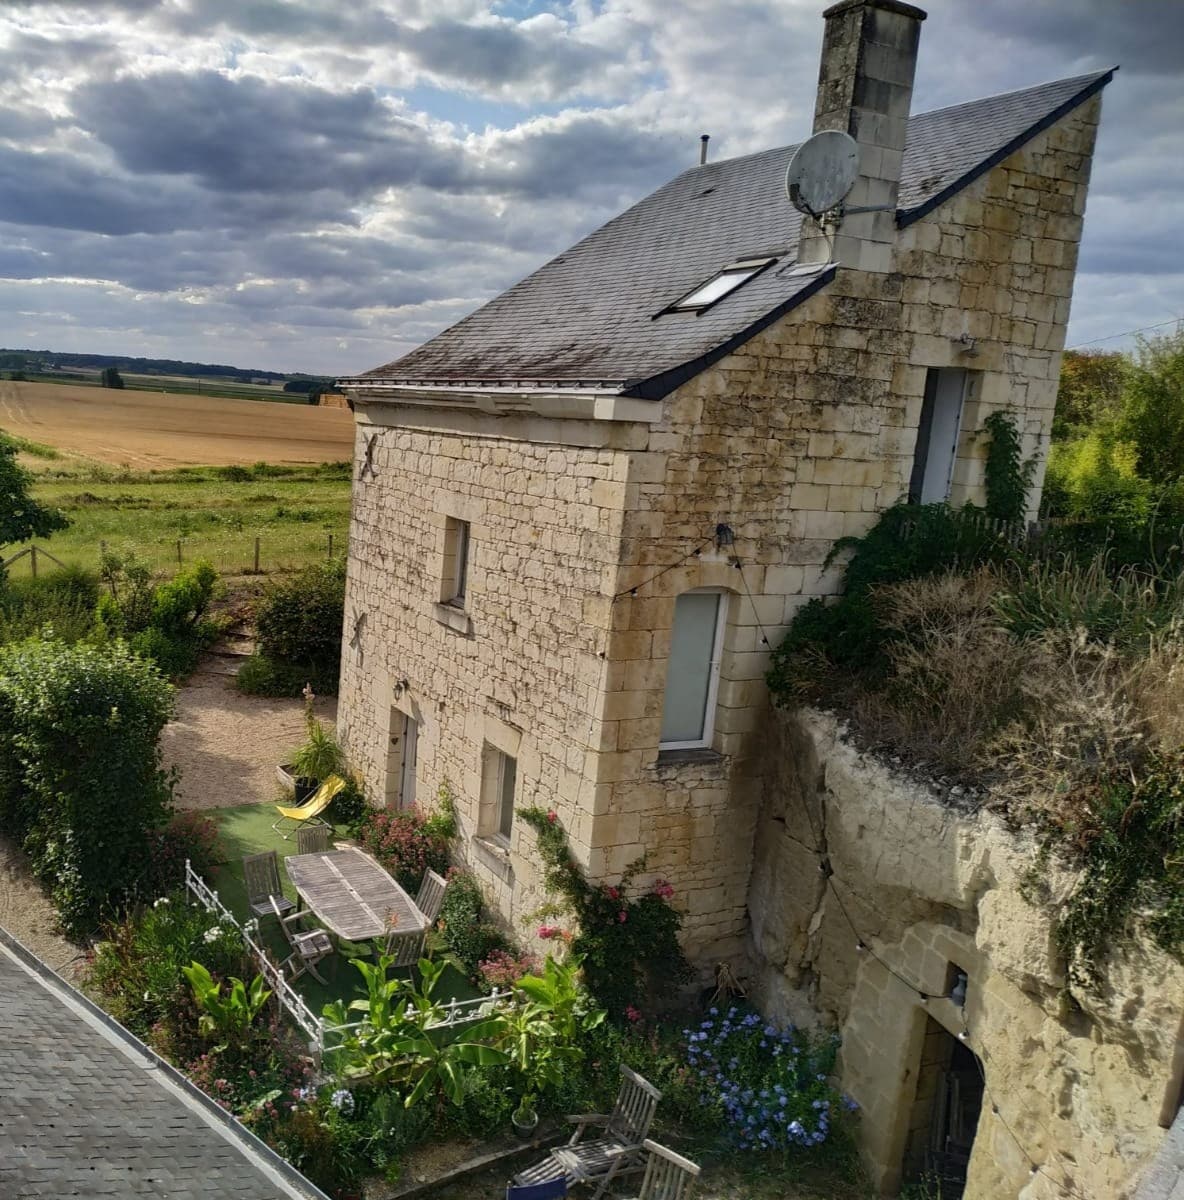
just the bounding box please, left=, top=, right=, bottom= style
left=1, top=0, right=1181, bottom=376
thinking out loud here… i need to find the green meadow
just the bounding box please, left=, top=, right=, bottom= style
left=3, top=460, right=353, bottom=579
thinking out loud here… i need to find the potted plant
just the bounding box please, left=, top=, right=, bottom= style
left=511, top=1092, right=539, bottom=1139
left=503, top=957, right=604, bottom=1140
left=278, top=684, right=346, bottom=801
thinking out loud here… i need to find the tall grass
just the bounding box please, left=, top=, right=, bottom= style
left=0, top=565, right=99, bottom=643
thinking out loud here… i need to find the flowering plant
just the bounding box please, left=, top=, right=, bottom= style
left=518, top=807, right=691, bottom=1018
left=478, top=948, right=540, bottom=990
left=357, top=806, right=448, bottom=892
left=683, top=1007, right=852, bottom=1152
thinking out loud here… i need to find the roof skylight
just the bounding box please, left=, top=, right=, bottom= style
left=667, top=257, right=776, bottom=313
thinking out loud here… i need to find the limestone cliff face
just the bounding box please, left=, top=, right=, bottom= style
left=747, top=706, right=1184, bottom=1199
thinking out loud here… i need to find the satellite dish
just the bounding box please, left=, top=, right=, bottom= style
left=785, top=130, right=859, bottom=218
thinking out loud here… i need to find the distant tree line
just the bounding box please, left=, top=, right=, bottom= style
left=0, top=348, right=289, bottom=383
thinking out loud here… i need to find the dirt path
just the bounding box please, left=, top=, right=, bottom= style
left=0, top=834, right=87, bottom=979
left=162, top=664, right=338, bottom=811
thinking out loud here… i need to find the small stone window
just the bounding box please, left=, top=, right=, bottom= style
left=479, top=744, right=517, bottom=845
left=441, top=517, right=470, bottom=607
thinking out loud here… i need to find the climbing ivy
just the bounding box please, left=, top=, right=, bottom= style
left=518, top=807, right=691, bottom=1020
left=982, top=410, right=1035, bottom=524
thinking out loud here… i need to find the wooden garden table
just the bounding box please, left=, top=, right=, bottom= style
left=283, top=846, right=426, bottom=943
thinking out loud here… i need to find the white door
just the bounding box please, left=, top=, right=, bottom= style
left=385, top=709, right=418, bottom=809
left=399, top=715, right=418, bottom=810
left=918, top=368, right=968, bottom=504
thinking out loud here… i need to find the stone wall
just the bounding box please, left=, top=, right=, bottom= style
left=338, top=415, right=633, bottom=930
left=588, top=95, right=1103, bottom=964
left=747, top=706, right=1184, bottom=1199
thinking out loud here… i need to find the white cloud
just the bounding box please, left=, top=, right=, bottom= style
left=0, top=0, right=1179, bottom=373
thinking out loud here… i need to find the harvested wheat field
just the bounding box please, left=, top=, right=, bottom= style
left=0, top=379, right=354, bottom=468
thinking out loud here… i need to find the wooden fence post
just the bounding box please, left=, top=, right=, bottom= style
left=177, top=540, right=183, bottom=565
left=29, top=544, right=37, bottom=580
left=328, top=532, right=334, bottom=559
left=254, top=537, right=261, bottom=574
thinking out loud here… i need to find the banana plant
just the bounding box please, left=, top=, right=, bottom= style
left=506, top=956, right=606, bottom=1113
left=324, top=954, right=510, bottom=1106
left=182, top=961, right=271, bottom=1045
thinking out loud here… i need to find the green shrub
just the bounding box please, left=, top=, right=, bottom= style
left=252, top=558, right=345, bottom=696
left=235, top=652, right=335, bottom=697
left=1037, top=749, right=1184, bottom=989
left=767, top=503, right=1021, bottom=703
left=96, top=552, right=221, bottom=679
left=141, top=810, right=222, bottom=899
left=0, top=637, right=176, bottom=934
left=329, top=774, right=370, bottom=831
left=433, top=869, right=511, bottom=981
left=86, top=892, right=247, bottom=1043
left=357, top=806, right=449, bottom=894
left=1042, top=431, right=1154, bottom=523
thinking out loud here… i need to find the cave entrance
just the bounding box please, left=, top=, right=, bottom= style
left=901, top=1016, right=985, bottom=1198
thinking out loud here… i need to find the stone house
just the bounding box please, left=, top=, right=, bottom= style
left=337, top=2, right=1110, bottom=972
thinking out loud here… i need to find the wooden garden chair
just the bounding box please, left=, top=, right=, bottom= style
left=514, top=1065, right=662, bottom=1199
left=387, top=930, right=426, bottom=970
left=622, top=1140, right=700, bottom=1200
left=271, top=896, right=333, bottom=984
left=243, top=851, right=295, bottom=921
left=272, top=774, right=345, bottom=839
left=296, top=824, right=332, bottom=855
left=506, top=1178, right=567, bottom=1200
left=414, top=868, right=448, bottom=925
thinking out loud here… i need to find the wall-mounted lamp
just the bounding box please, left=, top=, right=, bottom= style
left=392, top=678, right=411, bottom=699
left=949, top=970, right=968, bottom=1008
left=715, top=522, right=735, bottom=549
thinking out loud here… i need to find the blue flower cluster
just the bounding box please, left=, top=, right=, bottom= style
left=682, top=1006, right=850, bottom=1152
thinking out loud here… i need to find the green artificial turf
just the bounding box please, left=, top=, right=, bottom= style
left=204, top=803, right=477, bottom=1020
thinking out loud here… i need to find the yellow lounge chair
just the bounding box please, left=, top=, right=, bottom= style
left=273, top=774, right=345, bottom=840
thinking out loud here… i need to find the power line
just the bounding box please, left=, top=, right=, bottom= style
left=1066, top=314, right=1184, bottom=350
left=611, top=537, right=714, bottom=601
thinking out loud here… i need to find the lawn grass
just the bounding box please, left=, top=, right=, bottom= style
left=204, top=803, right=477, bottom=1021
left=3, top=461, right=351, bottom=578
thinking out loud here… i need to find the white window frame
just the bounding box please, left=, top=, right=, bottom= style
left=666, top=257, right=777, bottom=314
left=658, top=588, right=729, bottom=752
left=479, top=744, right=517, bottom=845
left=442, top=516, right=470, bottom=607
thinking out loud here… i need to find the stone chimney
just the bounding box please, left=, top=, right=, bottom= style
left=797, top=0, right=926, bottom=272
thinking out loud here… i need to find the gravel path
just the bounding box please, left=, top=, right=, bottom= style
left=161, top=666, right=338, bottom=811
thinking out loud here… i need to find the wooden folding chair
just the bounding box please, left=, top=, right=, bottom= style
left=272, top=896, right=333, bottom=983
left=624, top=1140, right=700, bottom=1200
left=515, top=1065, right=662, bottom=1199
left=243, top=851, right=294, bottom=921
left=296, top=824, right=332, bottom=855
left=414, top=868, right=448, bottom=925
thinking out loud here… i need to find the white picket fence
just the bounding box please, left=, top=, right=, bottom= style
left=183, top=860, right=507, bottom=1060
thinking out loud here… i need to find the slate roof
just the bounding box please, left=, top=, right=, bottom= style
left=347, top=70, right=1112, bottom=401
left=0, top=929, right=329, bottom=1200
